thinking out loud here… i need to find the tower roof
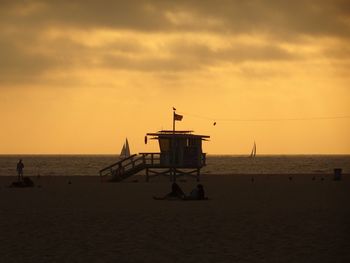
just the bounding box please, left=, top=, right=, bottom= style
left=147, top=130, right=210, bottom=139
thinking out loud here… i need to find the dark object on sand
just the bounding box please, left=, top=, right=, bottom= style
left=153, top=183, right=186, bottom=200
left=154, top=183, right=208, bottom=201
left=10, top=177, right=34, bottom=188
left=184, top=184, right=206, bottom=200
left=334, top=168, right=342, bottom=181
left=155, top=183, right=185, bottom=200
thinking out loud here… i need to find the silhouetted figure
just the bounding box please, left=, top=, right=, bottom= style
left=289, top=176, right=293, bottom=181
left=153, top=183, right=185, bottom=200
left=184, top=184, right=207, bottom=200
left=16, top=159, right=24, bottom=182
left=334, top=168, right=342, bottom=181
left=10, top=159, right=34, bottom=188
left=321, top=177, right=324, bottom=181
left=251, top=177, right=254, bottom=183
left=154, top=183, right=208, bottom=200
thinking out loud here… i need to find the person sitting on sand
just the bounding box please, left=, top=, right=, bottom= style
left=154, top=183, right=207, bottom=200
left=153, top=182, right=186, bottom=200
left=16, top=159, right=24, bottom=182
left=184, top=184, right=206, bottom=200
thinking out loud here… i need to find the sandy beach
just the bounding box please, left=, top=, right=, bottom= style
left=0, top=174, right=349, bottom=263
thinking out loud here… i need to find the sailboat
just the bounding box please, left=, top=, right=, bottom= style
left=119, top=138, right=131, bottom=159
left=250, top=141, right=256, bottom=158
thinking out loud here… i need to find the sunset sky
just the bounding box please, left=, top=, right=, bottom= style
left=1, top=0, right=349, bottom=154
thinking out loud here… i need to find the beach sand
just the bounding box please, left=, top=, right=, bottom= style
left=0, top=174, right=349, bottom=263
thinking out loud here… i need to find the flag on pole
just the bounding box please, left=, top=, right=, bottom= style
left=174, top=113, right=183, bottom=121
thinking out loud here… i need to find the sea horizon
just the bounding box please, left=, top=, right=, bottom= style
left=1, top=154, right=349, bottom=176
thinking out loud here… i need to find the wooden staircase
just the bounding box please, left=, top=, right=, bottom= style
left=99, top=154, right=146, bottom=182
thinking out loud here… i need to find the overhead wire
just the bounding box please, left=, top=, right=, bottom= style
left=177, top=111, right=350, bottom=122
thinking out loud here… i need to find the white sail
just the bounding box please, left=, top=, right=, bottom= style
left=250, top=142, right=256, bottom=158
left=124, top=138, right=130, bottom=157
left=120, top=144, right=126, bottom=157
left=120, top=138, right=131, bottom=159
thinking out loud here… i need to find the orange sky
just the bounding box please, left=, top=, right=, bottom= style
left=0, top=1, right=349, bottom=154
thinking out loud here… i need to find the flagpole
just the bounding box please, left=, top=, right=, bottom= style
left=171, top=109, right=183, bottom=182
left=172, top=109, right=175, bottom=182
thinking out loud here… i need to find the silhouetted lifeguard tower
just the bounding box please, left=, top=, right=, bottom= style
left=99, top=110, right=210, bottom=182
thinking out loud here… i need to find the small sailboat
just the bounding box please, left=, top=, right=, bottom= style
left=119, top=138, right=131, bottom=159
left=250, top=141, right=256, bottom=158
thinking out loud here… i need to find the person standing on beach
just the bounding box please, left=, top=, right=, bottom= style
left=16, top=159, right=24, bottom=181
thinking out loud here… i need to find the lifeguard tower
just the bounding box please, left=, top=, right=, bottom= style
left=99, top=111, right=210, bottom=182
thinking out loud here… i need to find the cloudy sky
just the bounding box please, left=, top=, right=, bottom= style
left=1, top=0, right=349, bottom=154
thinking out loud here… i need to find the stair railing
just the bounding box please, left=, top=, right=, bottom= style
left=99, top=154, right=137, bottom=178
left=139, top=153, right=161, bottom=166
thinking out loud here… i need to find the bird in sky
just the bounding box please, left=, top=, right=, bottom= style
left=213, top=122, right=216, bottom=126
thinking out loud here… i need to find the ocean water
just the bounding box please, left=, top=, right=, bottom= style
left=0, top=155, right=349, bottom=176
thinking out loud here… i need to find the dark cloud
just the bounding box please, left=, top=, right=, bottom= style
left=0, top=1, right=173, bottom=31
left=0, top=32, right=94, bottom=84
left=169, top=41, right=297, bottom=64
left=0, top=38, right=54, bottom=84
left=0, top=32, right=297, bottom=82
left=323, top=45, right=350, bottom=59
left=2, top=0, right=349, bottom=37
left=0, top=0, right=349, bottom=85
left=192, top=0, right=350, bottom=38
